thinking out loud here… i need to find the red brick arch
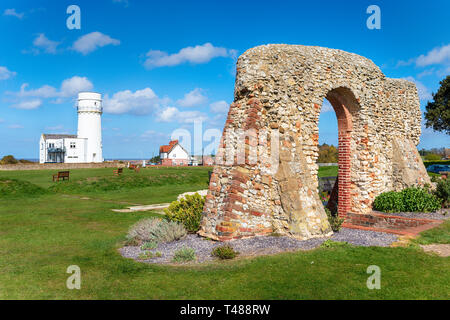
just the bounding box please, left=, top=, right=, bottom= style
left=323, top=87, right=360, bottom=218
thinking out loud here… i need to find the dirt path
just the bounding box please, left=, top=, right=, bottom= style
left=420, top=244, right=450, bottom=257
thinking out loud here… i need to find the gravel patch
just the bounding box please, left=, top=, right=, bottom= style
left=119, top=227, right=398, bottom=265
left=372, top=208, right=449, bottom=220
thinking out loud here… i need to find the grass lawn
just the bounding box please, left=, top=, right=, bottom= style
left=0, top=167, right=448, bottom=299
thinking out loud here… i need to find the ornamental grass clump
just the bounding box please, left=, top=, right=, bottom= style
left=172, top=247, right=196, bottom=263
left=164, top=193, right=205, bottom=233
left=126, top=218, right=187, bottom=245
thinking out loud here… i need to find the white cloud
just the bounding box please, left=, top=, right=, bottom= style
left=177, top=88, right=207, bottom=107
left=15, top=76, right=93, bottom=99
left=0, top=66, right=16, bottom=80
left=103, top=88, right=161, bottom=115
left=45, top=125, right=64, bottom=131
left=403, top=76, right=432, bottom=102
left=210, top=100, right=229, bottom=113
left=72, top=32, right=120, bottom=55
left=8, top=124, right=24, bottom=129
left=32, top=33, right=60, bottom=54
left=0, top=118, right=5, bottom=123
left=60, top=76, right=93, bottom=97
left=3, top=8, right=24, bottom=19
left=8, top=76, right=93, bottom=109
left=157, top=106, right=208, bottom=123
left=144, top=43, right=237, bottom=69
left=416, top=44, right=450, bottom=67
left=417, top=68, right=435, bottom=78
left=11, top=99, right=42, bottom=110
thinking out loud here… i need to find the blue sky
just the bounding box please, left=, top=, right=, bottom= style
left=0, top=0, right=448, bottom=159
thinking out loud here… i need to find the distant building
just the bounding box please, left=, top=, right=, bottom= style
left=445, top=148, right=450, bottom=160
left=39, top=92, right=103, bottom=163
left=159, top=140, right=189, bottom=166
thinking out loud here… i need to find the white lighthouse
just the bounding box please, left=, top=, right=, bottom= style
left=39, top=91, right=104, bottom=164
left=77, top=92, right=103, bottom=163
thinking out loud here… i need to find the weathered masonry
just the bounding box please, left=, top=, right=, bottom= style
left=199, top=44, right=431, bottom=241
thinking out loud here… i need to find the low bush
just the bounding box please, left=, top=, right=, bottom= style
left=373, top=187, right=441, bottom=213
left=0, top=178, right=48, bottom=198
left=325, top=208, right=344, bottom=232
left=138, top=252, right=153, bottom=260
left=0, top=155, right=18, bottom=165
left=140, top=241, right=158, bottom=251
left=434, top=177, right=450, bottom=208
left=126, top=218, right=187, bottom=245
left=172, top=247, right=196, bottom=263
left=320, top=240, right=352, bottom=248
left=164, top=193, right=205, bottom=233
left=211, top=245, right=239, bottom=260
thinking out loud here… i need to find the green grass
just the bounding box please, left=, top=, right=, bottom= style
left=0, top=167, right=449, bottom=299
left=318, top=166, right=338, bottom=177
left=413, top=220, right=450, bottom=245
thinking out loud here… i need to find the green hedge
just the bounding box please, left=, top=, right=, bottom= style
left=373, top=187, right=441, bottom=213
left=423, top=160, right=450, bottom=168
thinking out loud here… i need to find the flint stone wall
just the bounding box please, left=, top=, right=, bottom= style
left=199, top=44, right=430, bottom=241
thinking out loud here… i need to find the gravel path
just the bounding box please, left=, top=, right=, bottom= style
left=120, top=227, right=398, bottom=265
left=372, top=208, right=449, bottom=220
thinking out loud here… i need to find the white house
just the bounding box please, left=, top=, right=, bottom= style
left=159, top=140, right=189, bottom=166
left=39, top=92, right=103, bottom=164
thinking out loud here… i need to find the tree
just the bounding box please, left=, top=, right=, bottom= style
left=149, top=155, right=161, bottom=163
left=0, top=155, right=18, bottom=164
left=317, top=144, right=338, bottom=163
left=424, top=75, right=450, bottom=135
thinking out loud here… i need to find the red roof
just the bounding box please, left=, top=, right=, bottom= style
left=159, top=140, right=179, bottom=153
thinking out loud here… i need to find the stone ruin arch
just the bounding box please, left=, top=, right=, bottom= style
left=199, top=44, right=431, bottom=241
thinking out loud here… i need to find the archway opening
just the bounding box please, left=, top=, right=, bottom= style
left=317, top=87, right=360, bottom=219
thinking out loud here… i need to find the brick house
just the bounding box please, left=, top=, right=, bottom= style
left=159, top=140, right=189, bottom=166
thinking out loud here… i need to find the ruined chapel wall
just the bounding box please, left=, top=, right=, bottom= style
left=200, top=44, right=428, bottom=241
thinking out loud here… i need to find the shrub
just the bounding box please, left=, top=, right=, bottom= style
left=164, top=193, right=205, bottom=233
left=425, top=153, right=442, bottom=161
left=172, top=247, right=196, bottom=263
left=126, top=218, right=187, bottom=244
left=320, top=240, right=352, bottom=248
left=434, top=178, right=450, bottom=208
left=325, top=208, right=344, bottom=232
left=211, top=245, right=239, bottom=260
left=373, top=187, right=441, bottom=213
left=402, top=187, right=441, bottom=212
left=373, top=191, right=404, bottom=212
left=150, top=220, right=187, bottom=243
left=0, top=155, right=18, bottom=165
left=138, top=252, right=153, bottom=260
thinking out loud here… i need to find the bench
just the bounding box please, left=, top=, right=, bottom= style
left=52, top=171, right=70, bottom=182
left=114, top=168, right=123, bottom=176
